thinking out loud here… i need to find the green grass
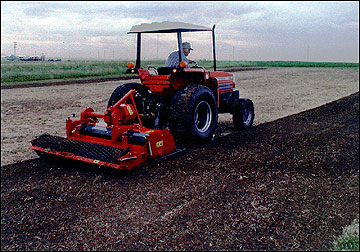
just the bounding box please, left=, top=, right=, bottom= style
left=222, top=61, right=359, bottom=69
left=1, top=60, right=132, bottom=84
left=332, top=218, right=359, bottom=251
left=1, top=60, right=358, bottom=86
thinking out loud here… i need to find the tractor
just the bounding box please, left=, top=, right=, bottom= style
left=110, top=21, right=254, bottom=144
left=30, top=21, right=254, bottom=170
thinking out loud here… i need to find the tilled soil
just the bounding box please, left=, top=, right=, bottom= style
left=1, top=92, right=359, bottom=251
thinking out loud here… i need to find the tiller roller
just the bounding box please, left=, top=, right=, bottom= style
left=30, top=90, right=177, bottom=170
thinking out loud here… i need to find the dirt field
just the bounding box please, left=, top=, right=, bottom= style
left=1, top=67, right=358, bottom=166
left=1, top=67, right=359, bottom=250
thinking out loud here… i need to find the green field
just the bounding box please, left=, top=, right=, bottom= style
left=1, top=59, right=358, bottom=86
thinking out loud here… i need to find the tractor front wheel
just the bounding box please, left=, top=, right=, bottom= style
left=169, top=84, right=218, bottom=144
left=232, top=98, right=255, bottom=129
left=107, top=82, right=149, bottom=108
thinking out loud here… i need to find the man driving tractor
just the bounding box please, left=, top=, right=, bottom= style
left=165, top=41, right=194, bottom=68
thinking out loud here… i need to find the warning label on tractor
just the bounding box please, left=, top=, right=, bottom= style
left=156, top=140, right=163, bottom=148
left=126, top=105, right=133, bottom=115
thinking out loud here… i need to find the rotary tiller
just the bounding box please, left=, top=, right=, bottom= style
left=30, top=89, right=178, bottom=170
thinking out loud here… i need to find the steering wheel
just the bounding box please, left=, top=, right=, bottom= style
left=190, top=61, right=199, bottom=68
left=148, top=66, right=157, bottom=70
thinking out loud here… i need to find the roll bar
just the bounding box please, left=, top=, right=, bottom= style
left=130, top=23, right=216, bottom=71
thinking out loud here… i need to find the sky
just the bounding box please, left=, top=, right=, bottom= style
left=1, top=1, right=359, bottom=62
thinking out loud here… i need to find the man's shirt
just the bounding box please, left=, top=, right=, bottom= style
left=165, top=50, right=189, bottom=68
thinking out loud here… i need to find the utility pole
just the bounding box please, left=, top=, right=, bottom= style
left=307, top=45, right=310, bottom=61
left=157, top=34, right=159, bottom=59
left=13, top=42, right=17, bottom=56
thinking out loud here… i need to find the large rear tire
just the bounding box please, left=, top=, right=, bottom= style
left=169, top=84, right=218, bottom=144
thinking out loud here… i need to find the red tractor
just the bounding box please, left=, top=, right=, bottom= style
left=110, top=21, right=254, bottom=144
left=31, top=22, right=254, bottom=170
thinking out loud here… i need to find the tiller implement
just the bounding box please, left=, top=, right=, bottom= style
left=31, top=89, right=177, bottom=170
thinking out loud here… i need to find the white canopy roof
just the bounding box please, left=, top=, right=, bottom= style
left=128, top=21, right=212, bottom=34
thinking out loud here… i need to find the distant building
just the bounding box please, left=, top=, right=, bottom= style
left=4, top=54, right=46, bottom=61
left=6, top=54, right=18, bottom=61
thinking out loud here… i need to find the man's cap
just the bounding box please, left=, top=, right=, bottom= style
left=182, top=42, right=193, bottom=50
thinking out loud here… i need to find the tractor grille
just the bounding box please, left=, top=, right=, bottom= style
left=31, top=134, right=129, bottom=164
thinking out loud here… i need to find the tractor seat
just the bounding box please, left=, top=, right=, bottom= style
left=157, top=67, right=175, bottom=75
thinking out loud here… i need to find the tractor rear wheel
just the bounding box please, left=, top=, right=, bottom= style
left=233, top=98, right=255, bottom=129
left=169, top=84, right=218, bottom=144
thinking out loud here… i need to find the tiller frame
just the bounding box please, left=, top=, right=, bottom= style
left=30, top=90, right=177, bottom=170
